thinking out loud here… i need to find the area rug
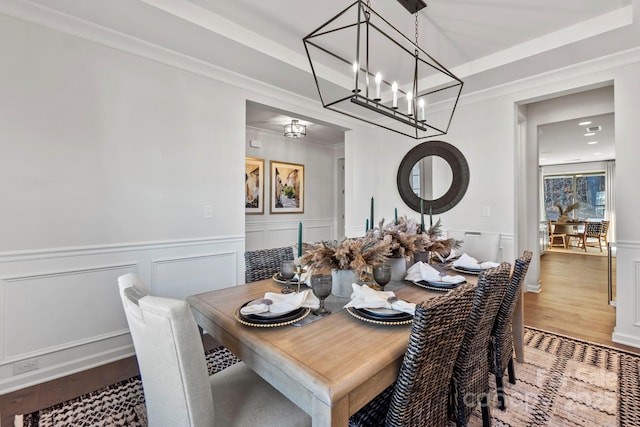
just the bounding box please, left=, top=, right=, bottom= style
left=16, top=328, right=639, bottom=426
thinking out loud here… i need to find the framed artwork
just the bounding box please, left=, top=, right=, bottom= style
left=270, top=160, right=304, bottom=214
left=245, top=157, right=264, bottom=214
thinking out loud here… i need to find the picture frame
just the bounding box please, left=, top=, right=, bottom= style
left=245, top=157, right=265, bottom=214
left=270, top=160, right=304, bottom=214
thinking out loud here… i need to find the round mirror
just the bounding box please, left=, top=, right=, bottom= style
left=410, top=155, right=453, bottom=200
left=397, top=140, right=469, bottom=214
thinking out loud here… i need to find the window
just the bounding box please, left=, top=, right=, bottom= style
left=543, top=173, right=606, bottom=221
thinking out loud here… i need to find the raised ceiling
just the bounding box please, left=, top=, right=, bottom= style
left=16, top=0, right=637, bottom=148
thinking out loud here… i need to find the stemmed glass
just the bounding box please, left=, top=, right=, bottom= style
left=373, top=264, right=392, bottom=291
left=311, top=274, right=332, bottom=316
left=280, top=260, right=296, bottom=294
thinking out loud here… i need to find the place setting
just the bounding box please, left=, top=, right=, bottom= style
left=450, top=253, right=500, bottom=275
left=272, top=260, right=309, bottom=294
left=405, top=260, right=466, bottom=291
left=344, top=283, right=415, bottom=326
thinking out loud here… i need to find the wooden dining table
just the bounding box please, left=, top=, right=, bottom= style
left=188, top=271, right=478, bottom=427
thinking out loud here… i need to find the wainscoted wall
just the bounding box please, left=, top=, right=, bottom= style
left=246, top=219, right=336, bottom=252
left=0, top=236, right=243, bottom=393
left=613, top=241, right=640, bottom=349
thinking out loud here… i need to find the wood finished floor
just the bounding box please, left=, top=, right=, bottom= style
left=1, top=251, right=637, bottom=426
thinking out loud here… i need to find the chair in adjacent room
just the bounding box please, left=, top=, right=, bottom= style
left=449, top=262, right=512, bottom=427
left=548, top=220, right=567, bottom=249
left=490, top=250, right=532, bottom=410
left=600, top=220, right=610, bottom=249
left=576, top=221, right=604, bottom=252
left=244, top=246, right=294, bottom=282
left=117, top=273, right=310, bottom=427
left=348, top=283, right=476, bottom=427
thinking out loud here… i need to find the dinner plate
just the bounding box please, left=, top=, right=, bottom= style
left=360, top=307, right=407, bottom=318
left=235, top=300, right=310, bottom=327
left=243, top=298, right=297, bottom=319
left=272, top=273, right=300, bottom=284
left=452, top=266, right=484, bottom=275
left=346, top=307, right=412, bottom=325
left=413, top=280, right=464, bottom=292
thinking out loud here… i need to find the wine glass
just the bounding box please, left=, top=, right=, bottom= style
left=311, top=274, right=332, bottom=316
left=280, top=260, right=296, bottom=294
left=373, top=264, right=392, bottom=291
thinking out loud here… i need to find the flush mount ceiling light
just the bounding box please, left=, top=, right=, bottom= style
left=303, top=0, right=463, bottom=140
left=284, top=119, right=306, bottom=138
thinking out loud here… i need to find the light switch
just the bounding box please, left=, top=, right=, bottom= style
left=203, top=205, right=213, bottom=218
left=481, top=205, right=491, bottom=217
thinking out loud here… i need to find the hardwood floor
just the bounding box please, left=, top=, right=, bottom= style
left=1, top=252, right=637, bottom=426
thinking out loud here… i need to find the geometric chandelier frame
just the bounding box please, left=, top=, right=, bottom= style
left=303, top=0, right=463, bottom=140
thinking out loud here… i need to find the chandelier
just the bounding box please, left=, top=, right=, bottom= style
left=284, top=119, right=306, bottom=138
left=303, top=0, right=463, bottom=139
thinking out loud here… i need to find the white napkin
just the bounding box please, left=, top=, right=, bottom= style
left=405, top=261, right=466, bottom=284
left=344, top=284, right=415, bottom=315
left=435, top=249, right=459, bottom=263
left=240, top=290, right=319, bottom=315
left=452, top=253, right=500, bottom=270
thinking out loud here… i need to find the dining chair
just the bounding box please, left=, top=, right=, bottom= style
left=449, top=262, right=512, bottom=427
left=447, top=231, right=501, bottom=262
left=548, top=220, right=567, bottom=249
left=117, top=273, right=311, bottom=427
left=244, top=246, right=294, bottom=282
left=577, top=222, right=603, bottom=252
left=600, top=220, right=610, bottom=249
left=489, top=250, right=532, bottom=410
left=348, top=283, right=476, bottom=427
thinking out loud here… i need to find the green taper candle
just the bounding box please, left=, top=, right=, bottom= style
left=394, top=208, right=398, bottom=225
left=298, top=222, right=302, bottom=257
left=420, top=199, right=425, bottom=233
left=370, top=197, right=374, bottom=230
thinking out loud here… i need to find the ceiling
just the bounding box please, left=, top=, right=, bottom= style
left=23, top=0, right=636, bottom=153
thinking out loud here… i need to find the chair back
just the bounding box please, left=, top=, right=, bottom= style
left=118, top=274, right=215, bottom=427
left=490, top=251, right=533, bottom=374
left=385, top=284, right=476, bottom=427
left=600, top=220, right=610, bottom=237
left=245, top=246, right=294, bottom=282
left=447, top=231, right=501, bottom=262
left=450, top=262, right=512, bottom=424
left=584, top=221, right=602, bottom=237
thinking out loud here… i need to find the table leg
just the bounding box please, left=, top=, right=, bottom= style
left=312, top=396, right=349, bottom=427
left=512, top=289, right=525, bottom=363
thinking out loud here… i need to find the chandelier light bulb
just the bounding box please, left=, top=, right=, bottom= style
left=418, top=98, right=425, bottom=121
left=374, top=72, right=382, bottom=100
left=391, top=81, right=398, bottom=109
left=406, top=92, right=413, bottom=116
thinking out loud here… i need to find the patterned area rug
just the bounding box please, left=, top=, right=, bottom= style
left=17, top=347, right=240, bottom=427
left=16, top=328, right=639, bottom=426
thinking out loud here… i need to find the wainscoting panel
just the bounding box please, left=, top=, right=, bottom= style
left=0, top=236, right=243, bottom=393
left=612, top=241, right=640, bottom=349
left=245, top=218, right=335, bottom=251
left=151, top=251, right=237, bottom=299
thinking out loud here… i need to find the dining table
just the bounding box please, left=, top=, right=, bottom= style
left=187, top=267, right=478, bottom=427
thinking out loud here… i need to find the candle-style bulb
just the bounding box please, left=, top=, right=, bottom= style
left=352, top=61, right=358, bottom=74
left=406, top=92, right=413, bottom=116
left=418, top=98, right=425, bottom=121
left=392, top=81, right=398, bottom=108
left=374, top=72, right=381, bottom=100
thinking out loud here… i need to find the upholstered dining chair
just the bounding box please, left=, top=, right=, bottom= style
left=449, top=262, right=512, bottom=427
left=348, top=283, right=476, bottom=427
left=447, top=230, right=502, bottom=262
left=244, top=246, right=295, bottom=283
left=490, top=250, right=532, bottom=410
left=117, top=273, right=311, bottom=427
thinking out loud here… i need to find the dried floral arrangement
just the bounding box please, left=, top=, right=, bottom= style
left=555, top=202, right=580, bottom=222
left=299, top=235, right=392, bottom=274
left=369, top=216, right=459, bottom=258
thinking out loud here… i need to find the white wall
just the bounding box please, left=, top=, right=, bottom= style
left=245, top=127, right=342, bottom=250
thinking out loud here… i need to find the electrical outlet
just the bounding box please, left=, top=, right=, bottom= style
left=203, top=205, right=213, bottom=219
left=14, top=358, right=39, bottom=375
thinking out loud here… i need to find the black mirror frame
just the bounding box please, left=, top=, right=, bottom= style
left=396, top=140, right=470, bottom=215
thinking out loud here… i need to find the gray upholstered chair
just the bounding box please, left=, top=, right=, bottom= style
left=348, top=283, right=476, bottom=427
left=117, top=273, right=310, bottom=427
left=449, top=262, right=512, bottom=427
left=244, top=246, right=295, bottom=283
left=490, top=250, right=532, bottom=410
left=447, top=230, right=502, bottom=262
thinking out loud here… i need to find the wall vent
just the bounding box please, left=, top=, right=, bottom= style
left=586, top=126, right=602, bottom=132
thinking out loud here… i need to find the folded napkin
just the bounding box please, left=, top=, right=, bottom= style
left=452, top=253, right=500, bottom=270
left=434, top=249, right=459, bottom=263
left=240, top=290, right=319, bottom=315
left=344, top=284, right=415, bottom=315
left=405, top=261, right=466, bottom=284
